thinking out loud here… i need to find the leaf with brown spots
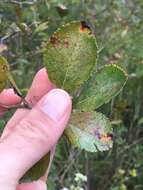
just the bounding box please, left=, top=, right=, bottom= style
left=0, top=56, right=9, bottom=93
left=0, top=56, right=25, bottom=101
left=65, top=111, right=113, bottom=152
left=44, top=21, right=98, bottom=94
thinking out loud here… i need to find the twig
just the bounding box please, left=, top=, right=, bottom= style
left=59, top=150, right=82, bottom=183
left=0, top=31, right=20, bottom=43
left=4, top=0, right=37, bottom=5
left=119, top=137, right=143, bottom=155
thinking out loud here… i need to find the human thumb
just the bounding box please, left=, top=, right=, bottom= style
left=16, top=180, right=47, bottom=190
left=0, top=89, right=72, bottom=189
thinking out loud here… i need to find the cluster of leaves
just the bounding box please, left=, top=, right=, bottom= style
left=0, top=20, right=127, bottom=181
left=0, top=5, right=127, bottom=154
left=43, top=21, right=127, bottom=152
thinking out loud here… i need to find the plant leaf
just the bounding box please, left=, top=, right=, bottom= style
left=0, top=56, right=29, bottom=109
left=0, top=56, right=9, bottom=93
left=44, top=21, right=98, bottom=94
left=20, top=153, right=50, bottom=181
left=74, top=64, right=128, bottom=111
left=20, top=146, right=56, bottom=182
left=65, top=111, right=113, bottom=152
left=34, top=21, right=49, bottom=34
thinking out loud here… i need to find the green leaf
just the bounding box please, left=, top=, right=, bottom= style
left=74, top=64, right=128, bottom=111
left=20, top=145, right=56, bottom=182
left=0, top=56, right=9, bottom=93
left=65, top=111, right=113, bottom=152
left=0, top=120, right=5, bottom=133
left=34, top=21, right=49, bottom=34
left=136, top=64, right=143, bottom=78
left=0, top=56, right=23, bottom=98
left=44, top=21, right=98, bottom=94
left=20, top=153, right=50, bottom=181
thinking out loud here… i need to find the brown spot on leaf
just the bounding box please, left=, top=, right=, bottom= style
left=50, top=36, right=60, bottom=46
left=80, top=21, right=92, bottom=34
left=100, top=133, right=113, bottom=143
left=107, top=133, right=113, bottom=139
left=94, top=130, right=113, bottom=143
left=94, top=130, right=101, bottom=139
left=64, top=40, right=69, bottom=48
left=2, top=64, right=8, bottom=72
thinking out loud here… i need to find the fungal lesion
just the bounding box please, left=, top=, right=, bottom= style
left=64, top=40, right=69, bottom=48
left=100, top=133, right=113, bottom=143
left=50, top=36, right=60, bottom=46
left=94, top=129, right=113, bottom=143
left=80, top=21, right=92, bottom=35
left=1, top=64, right=8, bottom=72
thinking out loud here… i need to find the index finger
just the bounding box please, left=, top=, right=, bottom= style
left=0, top=89, right=21, bottom=117
left=1, top=68, right=55, bottom=139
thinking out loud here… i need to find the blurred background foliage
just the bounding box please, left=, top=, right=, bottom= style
left=0, top=0, right=143, bottom=190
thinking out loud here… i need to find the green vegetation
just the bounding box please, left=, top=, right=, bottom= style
left=0, top=1, right=143, bottom=190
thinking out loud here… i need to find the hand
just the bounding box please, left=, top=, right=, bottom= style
left=0, top=68, right=72, bottom=190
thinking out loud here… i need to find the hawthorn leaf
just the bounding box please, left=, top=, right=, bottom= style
left=21, top=153, right=50, bottom=181
left=21, top=146, right=56, bottom=182
left=65, top=111, right=113, bottom=152
left=0, top=56, right=9, bottom=93
left=44, top=21, right=98, bottom=94
left=34, top=21, right=49, bottom=34
left=74, top=64, right=128, bottom=111
left=0, top=56, right=23, bottom=98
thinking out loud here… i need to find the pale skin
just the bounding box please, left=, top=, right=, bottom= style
left=0, top=68, right=72, bottom=190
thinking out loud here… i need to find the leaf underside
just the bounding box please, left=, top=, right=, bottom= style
left=20, top=153, right=50, bottom=182
left=65, top=111, right=113, bottom=152
left=74, top=64, right=128, bottom=111
left=44, top=21, right=98, bottom=94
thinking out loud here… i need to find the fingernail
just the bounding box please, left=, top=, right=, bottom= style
left=41, top=89, right=70, bottom=122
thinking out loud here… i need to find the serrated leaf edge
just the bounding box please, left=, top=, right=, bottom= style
left=65, top=110, right=113, bottom=153
left=43, top=20, right=98, bottom=93
left=75, top=64, right=128, bottom=109
left=43, top=20, right=98, bottom=56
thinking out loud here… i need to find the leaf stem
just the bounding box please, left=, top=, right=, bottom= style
left=7, top=72, right=32, bottom=109
left=0, top=102, right=31, bottom=110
